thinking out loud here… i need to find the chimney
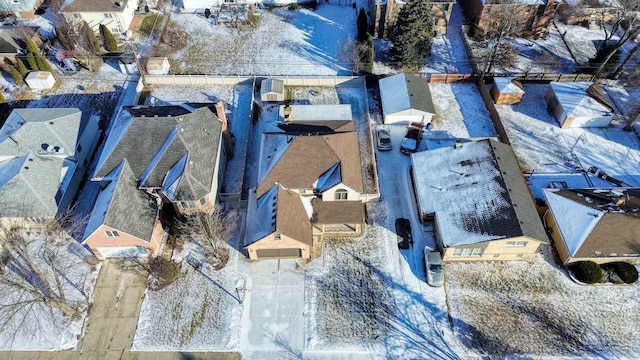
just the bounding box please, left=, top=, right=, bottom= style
left=454, top=140, right=462, bottom=149
left=215, top=100, right=235, bottom=160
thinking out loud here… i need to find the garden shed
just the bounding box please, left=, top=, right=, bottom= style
left=491, top=77, right=525, bottom=104
left=379, top=73, right=436, bottom=125
left=25, top=71, right=55, bottom=90
left=146, top=57, right=170, bottom=75
left=260, top=78, right=285, bottom=102
left=545, top=82, right=614, bottom=128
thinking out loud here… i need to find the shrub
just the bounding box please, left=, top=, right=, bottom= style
left=570, top=261, right=603, bottom=284
left=147, top=257, right=181, bottom=291
left=288, top=3, right=301, bottom=10
left=6, top=64, right=24, bottom=86
left=100, top=24, right=119, bottom=52
left=15, top=58, right=28, bottom=77
left=56, top=27, right=76, bottom=51
left=138, top=14, right=166, bottom=36
left=612, top=262, right=639, bottom=284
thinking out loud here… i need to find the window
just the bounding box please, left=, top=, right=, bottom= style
left=300, top=189, right=306, bottom=194
left=7, top=0, right=20, bottom=4
left=104, top=13, right=113, bottom=18
left=274, top=232, right=281, bottom=240
left=505, top=241, right=528, bottom=247
left=112, top=28, right=120, bottom=33
left=73, top=13, right=81, bottom=19
left=77, top=144, right=83, bottom=153
left=181, top=201, right=195, bottom=209
left=105, top=230, right=119, bottom=237
left=453, top=248, right=485, bottom=257
left=443, top=3, right=449, bottom=11
left=199, top=197, right=207, bottom=205
left=335, top=189, right=348, bottom=200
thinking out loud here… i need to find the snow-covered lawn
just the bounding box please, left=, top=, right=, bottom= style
left=446, top=246, right=640, bottom=357
left=496, top=83, right=640, bottom=186
left=430, top=83, right=497, bottom=138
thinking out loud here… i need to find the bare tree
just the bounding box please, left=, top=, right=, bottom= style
left=612, top=40, right=640, bottom=79
left=623, top=104, right=640, bottom=131
left=473, top=1, right=523, bottom=77
left=338, top=38, right=371, bottom=75
left=592, top=0, right=640, bottom=78
left=0, top=214, right=95, bottom=329
left=193, top=205, right=239, bottom=268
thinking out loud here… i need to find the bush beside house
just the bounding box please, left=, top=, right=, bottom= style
left=570, top=261, right=639, bottom=284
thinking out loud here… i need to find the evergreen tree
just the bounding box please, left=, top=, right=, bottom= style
left=56, top=27, right=76, bottom=51
left=100, top=24, right=119, bottom=52
left=363, top=34, right=374, bottom=74
left=80, top=21, right=100, bottom=54
left=26, top=52, right=38, bottom=71
left=24, top=37, right=41, bottom=56
left=15, top=58, right=28, bottom=77
left=36, top=54, right=53, bottom=72
left=7, top=65, right=24, bottom=86
left=357, top=8, right=368, bottom=42
left=0, top=91, right=6, bottom=105
left=389, top=0, right=433, bottom=70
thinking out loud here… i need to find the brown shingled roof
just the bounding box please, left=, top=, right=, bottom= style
left=311, top=198, right=365, bottom=225
left=275, top=186, right=312, bottom=246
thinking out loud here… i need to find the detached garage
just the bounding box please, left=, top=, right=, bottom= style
left=545, top=82, right=614, bottom=128
left=379, top=73, right=436, bottom=125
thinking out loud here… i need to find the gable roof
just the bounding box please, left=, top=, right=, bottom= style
left=543, top=188, right=640, bottom=259
left=493, top=77, right=525, bottom=94
left=0, top=26, right=38, bottom=55
left=411, top=139, right=548, bottom=247
left=256, top=131, right=363, bottom=197
left=0, top=108, right=90, bottom=218
left=94, top=104, right=223, bottom=201
left=549, top=82, right=613, bottom=118
left=83, top=160, right=158, bottom=243
left=379, top=73, right=436, bottom=116
left=246, top=184, right=312, bottom=247
left=311, top=198, right=365, bottom=225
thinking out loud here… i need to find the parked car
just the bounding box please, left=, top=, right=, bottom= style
left=425, top=249, right=444, bottom=287
left=375, top=125, right=392, bottom=151
left=400, top=125, right=423, bottom=155
left=395, top=218, right=412, bottom=249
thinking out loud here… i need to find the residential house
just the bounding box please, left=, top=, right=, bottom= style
left=369, top=0, right=457, bottom=38
left=410, top=139, right=549, bottom=261
left=545, top=82, right=614, bottom=128
left=0, top=26, right=43, bottom=62
left=491, top=77, right=525, bottom=104
left=379, top=73, right=436, bottom=125
left=543, top=188, right=640, bottom=264
left=84, top=103, right=227, bottom=258
left=245, top=104, right=373, bottom=260
left=458, top=0, right=558, bottom=38
left=0, top=108, right=100, bottom=227
left=60, top=0, right=137, bottom=35
left=0, top=0, right=43, bottom=19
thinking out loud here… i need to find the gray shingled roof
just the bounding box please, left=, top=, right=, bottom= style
left=95, top=104, right=223, bottom=201
left=404, top=74, right=436, bottom=114
left=60, top=0, right=132, bottom=13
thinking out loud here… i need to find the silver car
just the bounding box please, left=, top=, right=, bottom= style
left=376, top=125, right=392, bottom=151
left=425, top=249, right=444, bottom=287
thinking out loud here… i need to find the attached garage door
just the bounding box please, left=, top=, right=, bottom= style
left=256, top=248, right=302, bottom=258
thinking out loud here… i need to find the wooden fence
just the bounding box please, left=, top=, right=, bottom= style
left=143, top=74, right=365, bottom=87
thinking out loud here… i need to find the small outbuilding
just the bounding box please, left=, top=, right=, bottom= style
left=491, top=77, right=525, bottom=105
left=146, top=57, right=170, bottom=75
left=25, top=71, right=56, bottom=90
left=260, top=78, right=285, bottom=102
left=545, top=82, right=614, bottom=128
left=379, top=73, right=436, bottom=125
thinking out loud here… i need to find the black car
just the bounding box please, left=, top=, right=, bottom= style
left=400, top=126, right=423, bottom=155
left=395, top=218, right=412, bottom=249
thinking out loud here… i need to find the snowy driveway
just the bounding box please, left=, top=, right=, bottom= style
left=237, top=259, right=305, bottom=358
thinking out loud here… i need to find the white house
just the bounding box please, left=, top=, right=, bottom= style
left=60, top=0, right=137, bottom=35
left=379, top=73, right=436, bottom=125
left=545, top=82, right=614, bottom=129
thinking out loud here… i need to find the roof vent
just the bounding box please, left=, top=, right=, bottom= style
left=114, top=1, right=122, bottom=6
left=453, top=140, right=462, bottom=149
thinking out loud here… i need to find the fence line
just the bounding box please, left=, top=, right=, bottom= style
left=144, top=74, right=365, bottom=86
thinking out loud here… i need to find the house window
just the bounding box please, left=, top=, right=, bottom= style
left=73, top=14, right=81, bottom=19
left=443, top=3, right=449, bottom=11
left=335, top=189, right=348, bottom=200
left=105, top=230, right=120, bottom=237
left=181, top=201, right=195, bottom=209
left=7, top=0, right=20, bottom=4
left=505, top=241, right=528, bottom=247
left=199, top=197, right=207, bottom=205
left=274, top=232, right=281, bottom=240
left=104, top=13, right=113, bottom=18
left=453, top=248, right=485, bottom=257
left=77, top=144, right=83, bottom=153
left=112, top=28, right=120, bottom=33
left=300, top=189, right=306, bottom=194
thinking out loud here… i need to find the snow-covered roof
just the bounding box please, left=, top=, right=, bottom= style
left=482, top=0, right=546, bottom=5
left=60, top=0, right=133, bottom=13
left=379, top=73, right=436, bottom=116
left=278, top=104, right=352, bottom=123
left=526, top=172, right=616, bottom=201
left=543, top=188, right=640, bottom=260
left=411, top=139, right=548, bottom=247
left=493, top=77, right=525, bottom=94
left=549, top=82, right=613, bottom=118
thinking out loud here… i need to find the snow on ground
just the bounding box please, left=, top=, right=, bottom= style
left=430, top=83, right=497, bottom=138
left=132, top=242, right=244, bottom=351
left=151, top=5, right=356, bottom=75
left=424, top=5, right=474, bottom=74
left=496, top=83, right=640, bottom=186
left=0, top=233, right=100, bottom=350
left=446, top=246, right=640, bottom=358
